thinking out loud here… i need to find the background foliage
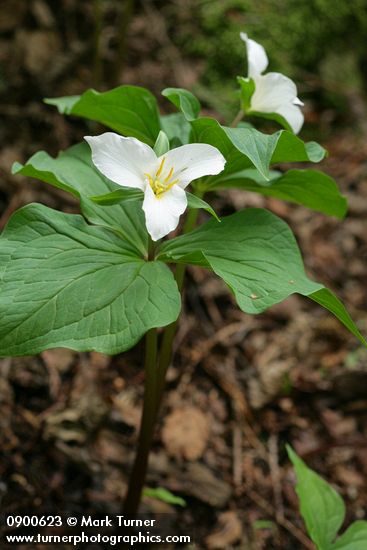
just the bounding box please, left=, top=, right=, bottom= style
left=173, top=0, right=367, bottom=122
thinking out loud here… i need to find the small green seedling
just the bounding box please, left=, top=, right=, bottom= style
left=143, top=487, right=186, bottom=508
left=287, top=446, right=367, bottom=550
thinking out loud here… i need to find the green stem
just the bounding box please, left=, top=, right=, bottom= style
left=230, top=108, right=244, bottom=127
left=147, top=235, right=156, bottom=261
left=124, top=195, right=203, bottom=513
left=155, top=202, right=202, bottom=409
left=123, top=328, right=158, bottom=514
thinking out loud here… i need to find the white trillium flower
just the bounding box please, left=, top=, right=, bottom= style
left=240, top=32, right=304, bottom=134
left=85, top=132, right=226, bottom=241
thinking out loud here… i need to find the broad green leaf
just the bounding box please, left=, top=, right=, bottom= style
left=162, top=87, right=201, bottom=121
left=12, top=158, right=78, bottom=198
left=332, top=521, right=367, bottom=550
left=158, top=208, right=321, bottom=314
left=287, top=445, right=345, bottom=550
left=158, top=209, right=367, bottom=346
left=190, top=117, right=235, bottom=157
left=153, top=130, right=170, bottom=156
left=160, top=113, right=191, bottom=146
left=237, top=121, right=255, bottom=130
left=12, top=143, right=148, bottom=256
left=45, top=86, right=161, bottom=146
left=186, top=192, right=220, bottom=222
left=210, top=167, right=281, bottom=189
left=190, top=117, right=326, bottom=181
left=223, top=126, right=280, bottom=179
left=223, top=126, right=326, bottom=179
left=143, top=487, right=186, bottom=507
left=0, top=204, right=180, bottom=356
left=213, top=168, right=347, bottom=218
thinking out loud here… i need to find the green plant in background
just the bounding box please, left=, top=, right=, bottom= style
left=173, top=0, right=367, bottom=119
left=3, top=32, right=366, bottom=516
left=237, top=33, right=304, bottom=133
left=287, top=447, right=367, bottom=549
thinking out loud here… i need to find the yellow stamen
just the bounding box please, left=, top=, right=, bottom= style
left=163, top=166, right=174, bottom=183
left=145, top=161, right=180, bottom=197
left=155, top=157, right=165, bottom=178
left=155, top=178, right=179, bottom=197
left=144, top=173, right=154, bottom=187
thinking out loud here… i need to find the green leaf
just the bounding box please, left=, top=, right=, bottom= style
left=238, top=76, right=255, bottom=112
left=331, top=521, right=367, bottom=550
left=153, top=130, right=170, bottom=156
left=12, top=143, right=148, bottom=256
left=310, top=288, right=367, bottom=348
left=210, top=167, right=281, bottom=189
left=45, top=86, right=161, bottom=146
left=162, top=87, right=201, bottom=121
left=248, top=109, right=295, bottom=133
left=190, top=117, right=327, bottom=181
left=190, top=117, right=237, bottom=157
left=223, top=127, right=326, bottom=179
left=272, top=135, right=326, bottom=164
left=287, top=446, right=367, bottom=550
left=158, top=209, right=367, bottom=346
left=0, top=204, right=180, bottom=356
left=287, top=445, right=345, bottom=550
left=143, top=487, right=186, bottom=507
left=44, top=95, right=80, bottom=113
left=222, top=126, right=279, bottom=179
left=159, top=208, right=322, bottom=314
left=186, top=192, right=220, bottom=222
left=90, top=188, right=144, bottom=206
left=12, top=143, right=117, bottom=198
left=12, top=158, right=78, bottom=197
left=213, top=168, right=347, bottom=218
left=160, top=113, right=191, bottom=146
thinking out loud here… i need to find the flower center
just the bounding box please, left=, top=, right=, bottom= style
left=145, top=157, right=179, bottom=198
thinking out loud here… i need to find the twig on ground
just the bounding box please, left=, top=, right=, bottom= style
left=233, top=424, right=243, bottom=487
left=247, top=489, right=314, bottom=550
left=268, top=434, right=285, bottom=523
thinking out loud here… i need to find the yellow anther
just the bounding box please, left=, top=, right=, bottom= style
left=156, top=157, right=166, bottom=178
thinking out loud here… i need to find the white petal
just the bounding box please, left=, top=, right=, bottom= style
left=276, top=103, right=304, bottom=134
left=240, top=32, right=268, bottom=77
left=85, top=132, right=157, bottom=190
left=250, top=72, right=304, bottom=133
left=159, top=144, right=226, bottom=189
left=142, top=185, right=187, bottom=241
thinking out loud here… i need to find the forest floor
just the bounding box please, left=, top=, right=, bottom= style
left=0, top=2, right=367, bottom=549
